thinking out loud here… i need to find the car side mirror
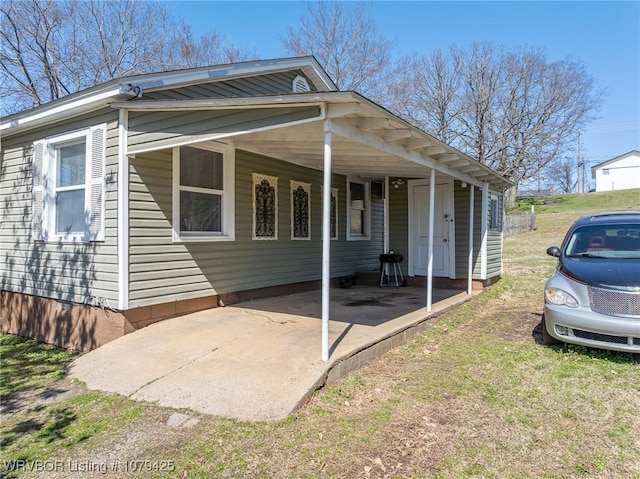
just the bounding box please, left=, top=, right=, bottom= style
left=546, top=246, right=561, bottom=257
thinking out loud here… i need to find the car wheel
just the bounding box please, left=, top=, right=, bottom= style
left=541, top=314, right=562, bottom=346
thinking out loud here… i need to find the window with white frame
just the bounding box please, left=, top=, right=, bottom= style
left=32, top=125, right=105, bottom=242
left=347, top=178, right=370, bottom=240
left=489, top=194, right=503, bottom=230
left=602, top=168, right=609, bottom=175
left=173, top=143, right=235, bottom=241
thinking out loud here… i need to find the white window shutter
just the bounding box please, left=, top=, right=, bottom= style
left=31, top=141, right=45, bottom=241
left=89, top=125, right=106, bottom=241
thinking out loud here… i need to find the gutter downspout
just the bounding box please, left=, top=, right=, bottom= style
left=117, top=109, right=129, bottom=311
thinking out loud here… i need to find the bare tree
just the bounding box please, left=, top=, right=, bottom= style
left=386, top=49, right=463, bottom=145
left=389, top=42, right=602, bottom=204
left=1, top=0, right=172, bottom=112
left=456, top=43, right=504, bottom=168
left=1, top=0, right=253, bottom=115
left=492, top=48, right=600, bottom=190
left=544, top=155, right=578, bottom=194
left=1, top=0, right=65, bottom=111
left=282, top=2, right=394, bottom=99
left=168, top=23, right=256, bottom=69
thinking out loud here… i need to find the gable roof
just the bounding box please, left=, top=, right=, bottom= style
left=130, top=56, right=335, bottom=94
left=1, top=56, right=335, bottom=136
left=590, top=150, right=640, bottom=172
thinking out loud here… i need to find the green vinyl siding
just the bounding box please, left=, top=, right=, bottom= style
left=0, top=109, right=120, bottom=306
left=127, top=106, right=321, bottom=154
left=143, top=70, right=317, bottom=101
left=454, top=182, right=483, bottom=278
left=486, top=192, right=504, bottom=278
left=486, top=235, right=503, bottom=277
left=454, top=182, right=503, bottom=279
left=388, top=182, right=409, bottom=276
left=128, top=148, right=383, bottom=308
left=486, top=226, right=504, bottom=278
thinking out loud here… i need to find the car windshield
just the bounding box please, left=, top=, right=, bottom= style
left=565, top=223, right=640, bottom=258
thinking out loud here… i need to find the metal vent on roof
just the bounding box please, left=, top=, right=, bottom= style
left=292, top=75, right=311, bottom=93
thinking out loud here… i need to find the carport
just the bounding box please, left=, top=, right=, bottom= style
left=114, top=90, right=512, bottom=362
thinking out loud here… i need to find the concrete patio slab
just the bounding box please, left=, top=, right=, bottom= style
left=68, top=286, right=474, bottom=421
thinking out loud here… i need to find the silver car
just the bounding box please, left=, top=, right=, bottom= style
left=543, top=211, right=640, bottom=353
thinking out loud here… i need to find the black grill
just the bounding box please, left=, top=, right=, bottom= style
left=634, top=338, right=640, bottom=346
left=573, top=329, right=629, bottom=345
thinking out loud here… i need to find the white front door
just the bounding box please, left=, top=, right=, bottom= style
left=409, top=180, right=454, bottom=277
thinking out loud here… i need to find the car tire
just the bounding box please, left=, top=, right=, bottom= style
left=541, top=314, right=562, bottom=346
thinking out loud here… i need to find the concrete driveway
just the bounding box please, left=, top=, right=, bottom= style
left=68, top=286, right=472, bottom=421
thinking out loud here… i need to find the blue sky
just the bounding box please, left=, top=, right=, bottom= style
left=167, top=1, right=640, bottom=179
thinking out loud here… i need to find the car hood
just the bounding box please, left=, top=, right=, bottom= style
left=560, top=257, right=640, bottom=290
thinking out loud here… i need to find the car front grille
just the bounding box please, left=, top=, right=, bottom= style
left=588, top=286, right=640, bottom=318
left=573, top=329, right=630, bottom=344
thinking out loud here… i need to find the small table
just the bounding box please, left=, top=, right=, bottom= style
left=379, top=253, right=405, bottom=287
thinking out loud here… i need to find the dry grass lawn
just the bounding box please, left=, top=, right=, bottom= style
left=2, top=189, right=639, bottom=478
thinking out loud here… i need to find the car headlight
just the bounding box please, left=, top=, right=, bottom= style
left=545, top=288, right=579, bottom=308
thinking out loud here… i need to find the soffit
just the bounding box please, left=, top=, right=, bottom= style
left=232, top=98, right=511, bottom=190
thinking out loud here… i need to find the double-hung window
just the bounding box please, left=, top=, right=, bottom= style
left=55, top=141, right=86, bottom=234
left=489, top=194, right=503, bottom=230
left=173, top=143, right=235, bottom=241
left=32, top=125, right=106, bottom=242
left=347, top=178, right=370, bottom=240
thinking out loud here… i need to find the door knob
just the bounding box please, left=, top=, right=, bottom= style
left=443, top=238, right=448, bottom=243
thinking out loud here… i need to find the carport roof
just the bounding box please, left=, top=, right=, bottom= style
left=113, top=91, right=514, bottom=190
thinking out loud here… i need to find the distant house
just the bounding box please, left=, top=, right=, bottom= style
left=591, top=150, right=640, bottom=192
left=1, top=57, right=513, bottom=353
left=517, top=188, right=555, bottom=198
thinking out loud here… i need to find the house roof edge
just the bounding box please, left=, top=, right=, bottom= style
left=1, top=56, right=336, bottom=137
left=590, top=150, right=640, bottom=172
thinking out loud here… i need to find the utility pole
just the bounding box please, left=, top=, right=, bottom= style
left=577, top=131, right=584, bottom=194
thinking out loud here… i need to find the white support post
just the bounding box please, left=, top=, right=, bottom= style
left=480, top=182, right=489, bottom=280
left=383, top=176, right=390, bottom=254
left=427, top=169, right=436, bottom=312
left=321, top=122, right=333, bottom=362
left=117, top=109, right=129, bottom=311
left=467, top=185, right=475, bottom=295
